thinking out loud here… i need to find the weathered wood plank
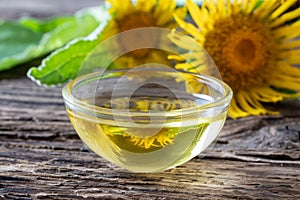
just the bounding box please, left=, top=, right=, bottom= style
left=1, top=77, right=300, bottom=200
left=1, top=146, right=300, bottom=200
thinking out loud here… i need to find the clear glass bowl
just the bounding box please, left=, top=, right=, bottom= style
left=62, top=68, right=232, bottom=173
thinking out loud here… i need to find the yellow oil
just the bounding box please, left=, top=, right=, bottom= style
left=67, top=97, right=227, bottom=173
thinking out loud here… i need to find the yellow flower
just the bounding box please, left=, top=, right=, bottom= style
left=169, top=0, right=300, bottom=118
left=103, top=0, right=186, bottom=69
left=99, top=97, right=198, bottom=149
left=101, top=124, right=176, bottom=149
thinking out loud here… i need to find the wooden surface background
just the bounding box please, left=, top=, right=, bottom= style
left=0, top=0, right=300, bottom=199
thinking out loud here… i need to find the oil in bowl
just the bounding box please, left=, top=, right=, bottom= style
left=62, top=68, right=232, bottom=173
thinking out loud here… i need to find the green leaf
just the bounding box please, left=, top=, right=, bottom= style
left=0, top=6, right=102, bottom=72
left=27, top=6, right=110, bottom=86
left=27, top=38, right=100, bottom=86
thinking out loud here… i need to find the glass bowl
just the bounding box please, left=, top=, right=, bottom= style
left=62, top=68, right=232, bottom=173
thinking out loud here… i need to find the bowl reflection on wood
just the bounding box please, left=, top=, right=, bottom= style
left=62, top=67, right=232, bottom=173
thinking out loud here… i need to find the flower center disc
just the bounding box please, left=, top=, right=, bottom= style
left=235, top=39, right=255, bottom=66
left=203, top=13, right=277, bottom=90
left=223, top=31, right=266, bottom=74
left=118, top=12, right=156, bottom=58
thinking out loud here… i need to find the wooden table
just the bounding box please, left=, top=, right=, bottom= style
left=0, top=1, right=299, bottom=199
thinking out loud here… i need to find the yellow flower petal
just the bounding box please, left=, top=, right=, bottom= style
left=168, top=55, right=186, bottom=62
left=270, top=0, right=297, bottom=20
left=274, top=19, right=300, bottom=38
left=216, top=0, right=226, bottom=18
left=286, top=56, right=300, bottom=65
left=136, top=0, right=156, bottom=12
left=157, top=0, right=176, bottom=12
left=279, top=49, right=300, bottom=60
left=270, top=7, right=300, bottom=27
left=228, top=97, right=251, bottom=119
left=175, top=63, right=194, bottom=70
left=230, top=0, right=238, bottom=14
left=174, top=6, right=187, bottom=20
left=174, top=14, right=205, bottom=43
left=279, top=39, right=300, bottom=50
left=255, top=0, right=279, bottom=19
left=250, top=87, right=283, bottom=102
left=205, top=0, right=218, bottom=17
left=244, top=0, right=257, bottom=14
left=236, top=90, right=267, bottom=115
left=177, top=52, right=203, bottom=60
left=187, top=0, right=208, bottom=32
left=107, top=0, right=133, bottom=19
left=276, top=62, right=300, bottom=75
left=270, top=73, right=300, bottom=91
left=200, top=2, right=214, bottom=30
left=226, top=0, right=232, bottom=15
left=156, top=12, right=174, bottom=26
left=168, top=30, right=204, bottom=51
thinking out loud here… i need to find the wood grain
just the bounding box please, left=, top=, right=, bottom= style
left=0, top=0, right=300, bottom=199
left=0, top=77, right=299, bottom=200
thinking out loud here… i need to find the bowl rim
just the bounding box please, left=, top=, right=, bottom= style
left=62, top=69, right=233, bottom=117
